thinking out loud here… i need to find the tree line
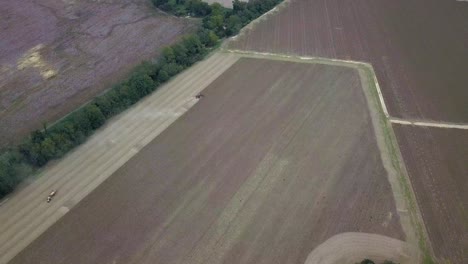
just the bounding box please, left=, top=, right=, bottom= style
left=154, top=0, right=283, bottom=36
left=0, top=0, right=283, bottom=198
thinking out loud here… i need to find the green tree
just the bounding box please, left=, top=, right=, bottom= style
left=27, top=142, right=47, bottom=166
left=157, top=69, right=170, bottom=82
left=53, top=121, right=78, bottom=142
left=84, top=104, right=105, bottom=130
left=129, top=73, right=155, bottom=97
left=172, top=43, right=189, bottom=65
left=162, top=47, right=176, bottom=63
left=50, top=133, right=73, bottom=154
left=207, top=30, right=219, bottom=46
left=94, top=96, right=113, bottom=118
left=197, top=29, right=218, bottom=47
left=233, top=0, right=247, bottom=12
left=71, top=110, right=93, bottom=134
left=0, top=153, right=20, bottom=196
left=104, top=87, right=126, bottom=110
left=160, top=0, right=178, bottom=12
left=30, top=130, right=45, bottom=144
left=210, top=2, right=225, bottom=16
left=162, top=63, right=184, bottom=77
left=40, top=137, right=57, bottom=160
left=152, top=0, right=167, bottom=7
left=226, top=14, right=242, bottom=36
left=203, top=13, right=225, bottom=36
left=182, top=35, right=204, bottom=55
left=186, top=0, right=211, bottom=16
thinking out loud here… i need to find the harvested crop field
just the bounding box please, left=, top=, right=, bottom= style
left=393, top=125, right=468, bottom=263
left=0, top=0, right=195, bottom=148
left=11, top=57, right=409, bottom=264
left=229, top=0, right=468, bottom=122
left=0, top=53, right=240, bottom=264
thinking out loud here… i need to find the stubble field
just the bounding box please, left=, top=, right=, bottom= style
left=11, top=57, right=409, bottom=264
left=0, top=53, right=240, bottom=264
left=0, top=0, right=194, bottom=148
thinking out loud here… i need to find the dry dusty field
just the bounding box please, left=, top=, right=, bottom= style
left=0, top=53, right=240, bottom=264
left=393, top=125, right=468, bottom=263
left=11, top=57, right=410, bottom=264
left=0, top=0, right=195, bottom=148
left=229, top=0, right=468, bottom=122
left=228, top=1, right=468, bottom=262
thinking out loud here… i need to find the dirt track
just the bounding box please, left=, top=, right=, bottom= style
left=0, top=0, right=195, bottom=148
left=0, top=53, right=239, bottom=264
left=304, top=233, right=418, bottom=264
left=10, top=57, right=405, bottom=264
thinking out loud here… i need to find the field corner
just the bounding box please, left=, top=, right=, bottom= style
left=358, top=65, right=436, bottom=264
left=214, top=49, right=435, bottom=263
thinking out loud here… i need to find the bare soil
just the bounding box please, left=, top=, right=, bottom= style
left=393, top=125, right=468, bottom=263
left=0, top=53, right=240, bottom=264
left=0, top=0, right=195, bottom=148
left=228, top=1, right=468, bottom=262
left=10, top=58, right=404, bottom=264
left=228, top=0, right=468, bottom=123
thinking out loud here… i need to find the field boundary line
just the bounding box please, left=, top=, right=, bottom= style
left=223, top=49, right=392, bottom=115
left=357, top=66, right=435, bottom=264
left=224, top=49, right=468, bottom=131
left=390, top=118, right=468, bottom=130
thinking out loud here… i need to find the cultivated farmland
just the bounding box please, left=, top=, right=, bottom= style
left=229, top=0, right=468, bottom=122
left=0, top=0, right=194, bottom=148
left=393, top=125, right=468, bottom=263
left=0, top=53, right=240, bottom=264
left=228, top=1, right=468, bottom=262
left=10, top=57, right=414, bottom=264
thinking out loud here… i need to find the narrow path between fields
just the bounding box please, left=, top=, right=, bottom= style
left=389, top=118, right=468, bottom=130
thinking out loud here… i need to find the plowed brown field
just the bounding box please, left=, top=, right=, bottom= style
left=10, top=58, right=405, bottom=264
left=0, top=0, right=194, bottom=148
left=229, top=1, right=468, bottom=262
left=229, top=0, right=468, bottom=122
left=393, top=125, right=468, bottom=263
